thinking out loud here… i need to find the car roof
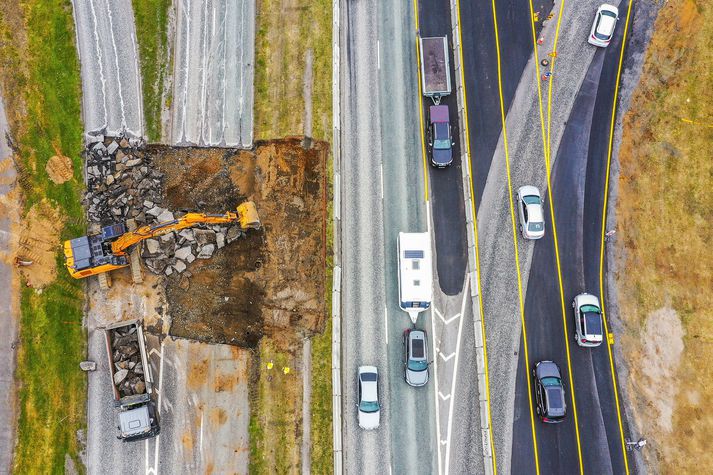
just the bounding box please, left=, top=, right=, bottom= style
left=527, top=202, right=544, bottom=223
left=597, top=14, right=617, bottom=35
left=429, top=105, right=449, bottom=123
left=545, top=387, right=566, bottom=415
left=409, top=331, right=427, bottom=359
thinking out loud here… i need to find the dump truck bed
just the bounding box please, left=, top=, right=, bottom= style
left=104, top=319, right=153, bottom=403
left=419, top=36, right=451, bottom=98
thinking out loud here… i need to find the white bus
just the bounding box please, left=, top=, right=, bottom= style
left=397, top=232, right=433, bottom=323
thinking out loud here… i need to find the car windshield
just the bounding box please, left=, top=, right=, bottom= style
left=584, top=313, right=603, bottom=335
left=433, top=123, right=451, bottom=149
left=522, top=195, right=541, bottom=205
left=408, top=359, right=428, bottom=372
left=541, top=376, right=561, bottom=387
left=359, top=400, right=380, bottom=413
left=528, top=222, right=544, bottom=232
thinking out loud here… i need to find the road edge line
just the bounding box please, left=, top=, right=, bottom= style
left=449, top=0, right=496, bottom=473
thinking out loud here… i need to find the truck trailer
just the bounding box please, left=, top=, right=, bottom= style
left=419, top=36, right=451, bottom=104
left=104, top=319, right=160, bottom=442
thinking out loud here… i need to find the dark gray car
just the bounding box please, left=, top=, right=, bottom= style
left=404, top=329, right=429, bottom=387
left=533, top=361, right=567, bottom=423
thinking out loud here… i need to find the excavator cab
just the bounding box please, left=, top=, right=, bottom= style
left=237, top=201, right=261, bottom=230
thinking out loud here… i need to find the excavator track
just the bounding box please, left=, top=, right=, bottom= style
left=126, top=218, right=144, bottom=284
left=98, top=272, right=111, bottom=290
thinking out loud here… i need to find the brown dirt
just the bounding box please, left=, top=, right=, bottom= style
left=16, top=201, right=63, bottom=288
left=150, top=138, right=327, bottom=349
left=44, top=153, right=73, bottom=184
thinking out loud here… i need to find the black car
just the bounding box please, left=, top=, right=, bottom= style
left=427, top=105, right=454, bottom=167
left=532, top=361, right=567, bottom=423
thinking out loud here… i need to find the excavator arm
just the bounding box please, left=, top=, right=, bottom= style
left=111, top=201, right=261, bottom=255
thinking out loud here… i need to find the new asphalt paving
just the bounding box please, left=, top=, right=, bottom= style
left=512, top=0, right=633, bottom=473
left=72, top=0, right=144, bottom=137
left=171, top=0, right=255, bottom=147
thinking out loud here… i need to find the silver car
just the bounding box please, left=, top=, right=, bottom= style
left=357, top=366, right=380, bottom=430
left=404, top=329, right=429, bottom=387
left=572, top=293, right=604, bottom=347
left=516, top=185, right=545, bottom=240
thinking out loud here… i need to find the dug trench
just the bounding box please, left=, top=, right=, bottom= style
left=149, top=138, right=328, bottom=348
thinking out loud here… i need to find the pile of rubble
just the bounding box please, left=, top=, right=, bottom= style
left=110, top=326, right=146, bottom=397
left=83, top=135, right=246, bottom=281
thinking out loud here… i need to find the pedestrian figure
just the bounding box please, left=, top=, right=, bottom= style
left=605, top=229, right=617, bottom=241
left=625, top=438, right=647, bottom=451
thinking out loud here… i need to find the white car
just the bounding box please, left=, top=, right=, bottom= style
left=516, top=186, right=545, bottom=240
left=572, top=293, right=604, bottom=347
left=588, top=4, right=619, bottom=47
left=357, top=366, right=380, bottom=430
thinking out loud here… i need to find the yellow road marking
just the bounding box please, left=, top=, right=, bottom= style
left=526, top=0, right=585, bottom=472
left=489, top=0, right=541, bottom=472
left=454, top=0, right=498, bottom=472
left=599, top=1, right=635, bottom=473
left=412, top=0, right=430, bottom=202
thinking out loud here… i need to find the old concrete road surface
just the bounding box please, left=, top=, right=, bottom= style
left=171, top=0, right=255, bottom=147
left=72, top=0, right=144, bottom=137
left=340, top=0, right=436, bottom=472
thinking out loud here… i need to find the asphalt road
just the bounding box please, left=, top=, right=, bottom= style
left=512, top=0, right=633, bottom=472
left=340, top=0, right=436, bottom=472
left=459, top=0, right=553, bottom=204
left=170, top=0, right=255, bottom=147
left=72, top=0, right=144, bottom=137
left=0, top=95, right=18, bottom=475
left=417, top=0, right=467, bottom=297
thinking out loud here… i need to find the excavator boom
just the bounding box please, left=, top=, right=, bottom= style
left=64, top=201, right=260, bottom=279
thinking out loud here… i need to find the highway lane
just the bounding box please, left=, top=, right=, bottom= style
left=512, top=0, right=633, bottom=472
left=340, top=0, right=435, bottom=472
left=459, top=0, right=553, bottom=204
left=417, top=0, right=467, bottom=296
left=72, top=0, right=144, bottom=137
left=171, top=0, right=255, bottom=147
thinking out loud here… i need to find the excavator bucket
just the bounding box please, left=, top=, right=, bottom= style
left=237, top=201, right=261, bottom=230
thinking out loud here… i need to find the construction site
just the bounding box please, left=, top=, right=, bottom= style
left=73, top=136, right=327, bottom=347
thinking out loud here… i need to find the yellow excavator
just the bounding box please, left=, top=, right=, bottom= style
left=63, top=201, right=260, bottom=280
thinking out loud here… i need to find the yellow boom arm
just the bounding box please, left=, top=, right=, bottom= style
left=111, top=201, right=260, bottom=255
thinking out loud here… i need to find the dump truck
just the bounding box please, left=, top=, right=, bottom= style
left=419, top=36, right=451, bottom=104
left=104, top=319, right=160, bottom=442
left=63, top=201, right=260, bottom=283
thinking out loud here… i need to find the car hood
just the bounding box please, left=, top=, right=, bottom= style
left=406, top=368, right=429, bottom=387
left=576, top=293, right=600, bottom=309
left=432, top=147, right=452, bottom=165
left=358, top=409, right=380, bottom=430
left=536, top=361, right=560, bottom=379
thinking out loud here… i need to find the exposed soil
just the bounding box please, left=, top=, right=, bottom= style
left=151, top=138, right=327, bottom=348
left=16, top=201, right=63, bottom=288
left=45, top=153, right=74, bottom=184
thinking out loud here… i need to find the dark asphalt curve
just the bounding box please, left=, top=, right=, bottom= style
left=459, top=0, right=553, bottom=205
left=512, top=1, right=633, bottom=473
left=418, top=0, right=467, bottom=296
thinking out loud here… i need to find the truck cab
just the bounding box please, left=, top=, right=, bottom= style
left=427, top=105, right=454, bottom=167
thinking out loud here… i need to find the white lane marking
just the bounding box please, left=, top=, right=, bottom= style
left=432, top=306, right=443, bottom=321
left=384, top=306, right=388, bottom=343
left=439, top=351, right=456, bottom=362
left=199, top=0, right=210, bottom=144
left=200, top=411, right=205, bottom=460
left=437, top=312, right=461, bottom=325
left=377, top=40, right=381, bottom=70
left=430, top=305, right=443, bottom=475
left=438, top=392, right=451, bottom=401
left=87, top=0, right=109, bottom=131
left=444, top=275, right=470, bottom=475
left=440, top=439, right=448, bottom=446
left=146, top=341, right=165, bottom=475
left=380, top=162, right=385, bottom=200
left=103, top=0, right=127, bottom=130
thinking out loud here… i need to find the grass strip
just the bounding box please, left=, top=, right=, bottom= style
left=132, top=0, right=172, bottom=142
left=0, top=0, right=86, bottom=472
left=254, top=0, right=331, bottom=140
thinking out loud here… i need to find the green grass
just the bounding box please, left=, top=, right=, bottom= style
left=132, top=0, right=172, bottom=141
left=249, top=340, right=301, bottom=474
left=254, top=0, right=331, bottom=140
left=0, top=0, right=86, bottom=472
